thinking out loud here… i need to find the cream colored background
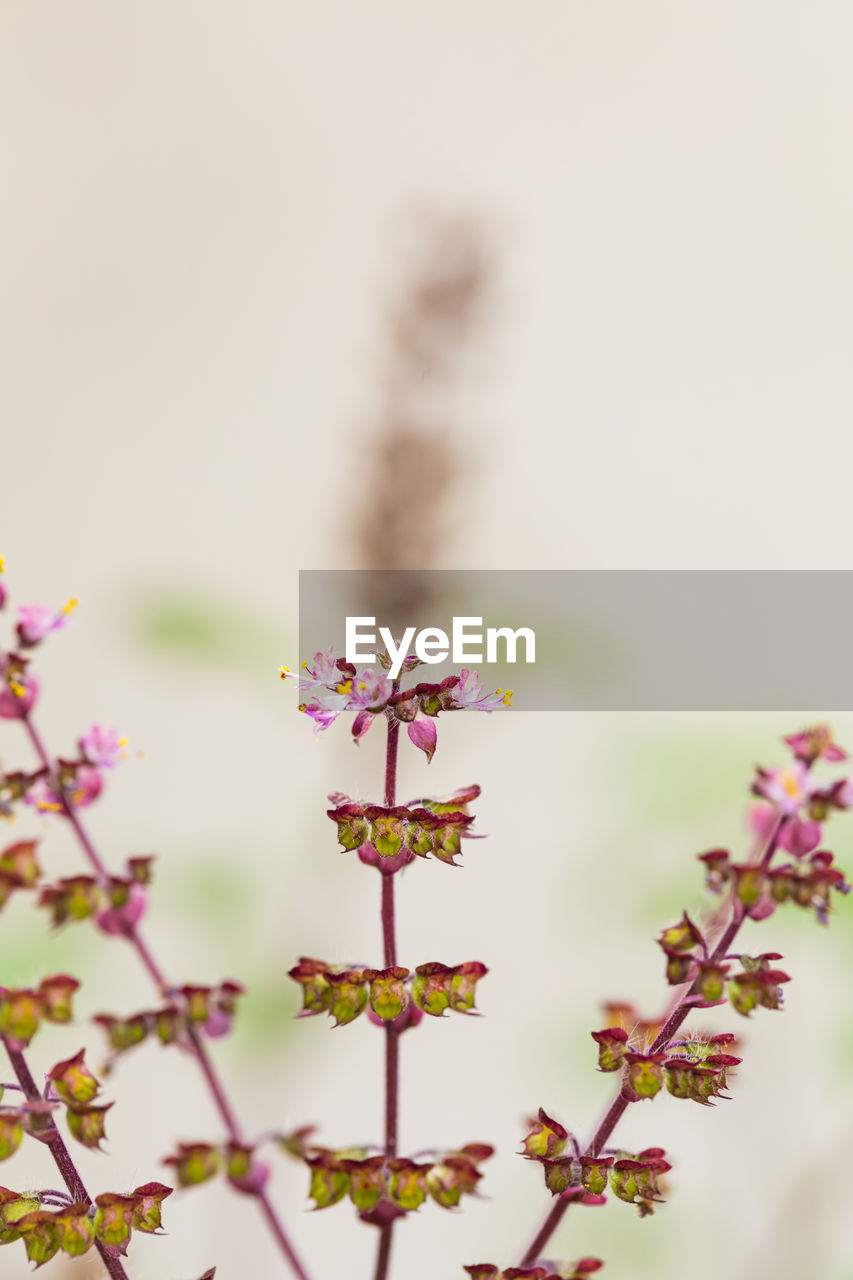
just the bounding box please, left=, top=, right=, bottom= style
left=2, top=4, right=853, bottom=1279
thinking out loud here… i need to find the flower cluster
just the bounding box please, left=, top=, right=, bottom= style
left=510, top=724, right=851, bottom=1268
left=464, top=1263, right=602, bottom=1280
left=42, top=857, right=152, bottom=934
left=288, top=958, right=487, bottom=1026
left=278, top=1128, right=494, bottom=1216
left=0, top=567, right=285, bottom=1277
left=328, top=785, right=481, bottom=874
left=94, top=980, right=245, bottom=1064
left=0, top=727, right=130, bottom=818
left=45, top=1049, right=114, bottom=1149
left=162, top=1140, right=271, bottom=1196
left=0, top=1181, right=171, bottom=1267
left=0, top=975, right=80, bottom=1049
left=655, top=914, right=795, bottom=1019
left=520, top=1109, right=670, bottom=1217
left=699, top=847, right=850, bottom=925
left=591, top=1026, right=741, bottom=1104
left=280, top=647, right=510, bottom=758
left=0, top=594, right=77, bottom=719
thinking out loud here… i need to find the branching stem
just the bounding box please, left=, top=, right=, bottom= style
left=16, top=708, right=312, bottom=1280
left=3, top=1037, right=130, bottom=1280
left=518, top=815, right=784, bottom=1267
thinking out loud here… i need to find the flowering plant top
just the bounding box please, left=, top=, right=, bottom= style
left=280, top=647, right=511, bottom=756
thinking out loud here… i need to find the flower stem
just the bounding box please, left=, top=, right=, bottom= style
left=517, top=815, right=785, bottom=1267
left=375, top=713, right=402, bottom=1280
left=3, top=1037, right=130, bottom=1280
left=18, top=709, right=313, bottom=1280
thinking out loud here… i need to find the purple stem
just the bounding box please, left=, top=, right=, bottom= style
left=518, top=816, right=785, bottom=1267
left=18, top=709, right=313, bottom=1280
left=3, top=1037, right=130, bottom=1280
left=375, top=713, right=402, bottom=1280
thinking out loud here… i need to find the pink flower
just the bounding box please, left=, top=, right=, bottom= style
left=202, top=1006, right=234, bottom=1038
left=752, top=762, right=814, bottom=816
left=295, top=647, right=340, bottom=690
left=348, top=669, right=394, bottom=711
left=0, top=654, right=38, bottom=718
left=16, top=598, right=77, bottom=648
left=96, top=882, right=147, bottom=936
left=747, top=802, right=777, bottom=842
left=448, top=669, right=512, bottom=712
left=778, top=816, right=822, bottom=857
left=280, top=652, right=512, bottom=742
left=26, top=764, right=103, bottom=813
left=227, top=1156, right=271, bottom=1196
left=784, top=725, right=847, bottom=763
left=300, top=692, right=352, bottom=732
left=80, top=724, right=128, bottom=770
left=408, top=716, right=437, bottom=763
left=281, top=657, right=393, bottom=733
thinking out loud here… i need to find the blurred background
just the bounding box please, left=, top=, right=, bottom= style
left=2, top=3, right=853, bottom=1278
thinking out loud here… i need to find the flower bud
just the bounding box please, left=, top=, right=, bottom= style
left=38, top=973, right=80, bottom=1023
left=657, top=912, right=704, bottom=954
left=155, top=1004, right=186, bottom=1045
left=0, top=1113, right=23, bottom=1161
left=660, top=947, right=697, bottom=985
left=521, top=1109, right=568, bottom=1160
left=94, top=1012, right=150, bottom=1054
left=578, top=1155, right=613, bottom=1196
left=609, top=1150, right=670, bottom=1210
left=38, top=874, right=101, bottom=926
left=93, top=1193, right=135, bottom=1251
left=426, top=1152, right=487, bottom=1208
left=306, top=1154, right=349, bottom=1208
left=0, top=1189, right=39, bottom=1244
left=180, top=984, right=213, bottom=1023
left=538, top=1157, right=574, bottom=1196
left=66, top=1102, right=113, bottom=1150
left=727, top=967, right=791, bottom=1016
left=16, top=1209, right=61, bottom=1266
left=622, top=1052, right=666, bottom=1101
left=54, top=1203, right=95, bottom=1255
left=412, top=963, right=453, bottom=1016
left=387, top=1158, right=431, bottom=1211
left=0, top=839, right=41, bottom=888
left=363, top=967, right=409, bottom=1021
left=450, top=961, right=488, bottom=1013
left=130, top=1182, right=173, bottom=1233
left=225, top=1143, right=271, bottom=1195
left=329, top=805, right=369, bottom=852
left=288, top=957, right=333, bottom=1016
left=0, top=988, right=43, bottom=1048
left=126, top=855, right=155, bottom=884
left=590, top=1027, right=629, bottom=1073
left=96, top=880, right=147, bottom=936
left=48, top=1049, right=100, bottom=1105
left=342, top=1155, right=387, bottom=1211
left=163, top=1142, right=222, bottom=1187
left=693, top=961, right=730, bottom=1006
left=407, top=717, right=437, bottom=763
left=326, top=970, right=368, bottom=1026
left=697, top=848, right=732, bottom=893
